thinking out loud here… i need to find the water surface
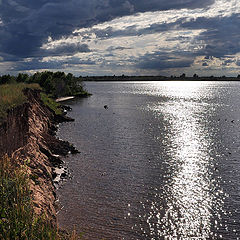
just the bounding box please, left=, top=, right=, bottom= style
left=57, top=81, right=240, bottom=239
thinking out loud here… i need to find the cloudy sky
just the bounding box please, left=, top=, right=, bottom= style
left=0, top=0, right=239, bottom=76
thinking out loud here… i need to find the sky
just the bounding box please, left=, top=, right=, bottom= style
left=0, top=0, right=239, bottom=77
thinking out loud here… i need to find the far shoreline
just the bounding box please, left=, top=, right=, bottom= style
left=81, top=75, right=240, bottom=82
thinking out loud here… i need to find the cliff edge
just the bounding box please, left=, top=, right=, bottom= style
left=0, top=88, right=76, bottom=224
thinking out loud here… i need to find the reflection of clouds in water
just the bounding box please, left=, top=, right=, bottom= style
left=137, top=82, right=226, bottom=239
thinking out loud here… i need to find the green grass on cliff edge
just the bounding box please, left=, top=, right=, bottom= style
left=40, top=92, right=63, bottom=116
left=0, top=83, right=41, bottom=123
left=0, top=83, right=63, bottom=123
left=0, top=155, right=79, bottom=240
left=0, top=155, right=58, bottom=239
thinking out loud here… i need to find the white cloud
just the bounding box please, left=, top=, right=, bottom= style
left=38, top=0, right=240, bottom=76
left=42, top=0, right=239, bottom=54
left=72, top=0, right=239, bottom=33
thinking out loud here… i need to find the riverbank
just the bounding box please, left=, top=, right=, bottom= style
left=0, top=87, right=79, bottom=238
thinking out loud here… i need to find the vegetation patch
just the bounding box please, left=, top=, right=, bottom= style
left=0, top=155, right=79, bottom=240
left=0, top=71, right=90, bottom=98
left=0, top=83, right=40, bottom=122
left=0, top=71, right=91, bottom=122
left=40, top=92, right=63, bottom=116
left=0, top=155, right=58, bottom=239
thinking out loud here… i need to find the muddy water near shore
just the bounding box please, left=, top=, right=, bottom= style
left=57, top=81, right=240, bottom=239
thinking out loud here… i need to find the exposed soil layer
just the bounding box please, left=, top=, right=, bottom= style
left=0, top=88, right=77, bottom=224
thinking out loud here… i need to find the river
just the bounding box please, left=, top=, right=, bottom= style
left=57, top=81, right=240, bottom=239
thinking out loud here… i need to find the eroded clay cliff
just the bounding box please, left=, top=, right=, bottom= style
left=0, top=88, right=76, bottom=224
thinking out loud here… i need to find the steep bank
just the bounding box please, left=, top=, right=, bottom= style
left=0, top=88, right=77, bottom=224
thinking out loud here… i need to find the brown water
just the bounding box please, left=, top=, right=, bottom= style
left=57, top=81, right=240, bottom=239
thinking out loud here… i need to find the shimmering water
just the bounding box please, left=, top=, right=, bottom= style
left=57, top=81, right=240, bottom=239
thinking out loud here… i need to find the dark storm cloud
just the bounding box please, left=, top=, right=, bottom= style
left=109, top=0, right=214, bottom=13
left=13, top=58, right=63, bottom=71
left=235, top=60, right=240, bottom=66
left=222, top=59, right=235, bottom=66
left=107, top=46, right=132, bottom=51
left=91, top=14, right=240, bottom=60
left=93, top=26, right=137, bottom=39
left=131, top=14, right=240, bottom=72
left=181, top=14, right=240, bottom=58
left=12, top=56, right=96, bottom=72
left=136, top=51, right=194, bottom=71
left=0, top=0, right=214, bottom=59
left=42, top=43, right=91, bottom=57
left=92, top=19, right=185, bottom=40
left=63, top=58, right=96, bottom=65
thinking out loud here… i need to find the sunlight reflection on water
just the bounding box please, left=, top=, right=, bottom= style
left=58, top=81, right=240, bottom=240
left=140, top=82, right=225, bottom=239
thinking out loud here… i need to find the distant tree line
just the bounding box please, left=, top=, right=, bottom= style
left=82, top=74, right=240, bottom=81
left=0, top=71, right=89, bottom=98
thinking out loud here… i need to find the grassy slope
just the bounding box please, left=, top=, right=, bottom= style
left=0, top=83, right=63, bottom=123
left=40, top=92, right=63, bottom=115
left=0, top=83, right=41, bottom=122
left=0, top=155, right=79, bottom=240
left=0, top=156, right=58, bottom=240
left=0, top=84, right=78, bottom=239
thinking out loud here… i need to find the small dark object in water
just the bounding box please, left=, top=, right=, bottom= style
left=104, top=105, right=108, bottom=109
left=218, top=119, right=220, bottom=121
left=228, top=152, right=231, bottom=155
left=231, top=120, right=234, bottom=123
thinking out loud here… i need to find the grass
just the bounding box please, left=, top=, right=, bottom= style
left=0, top=155, right=80, bottom=240
left=0, top=83, right=63, bottom=123
left=0, top=83, right=41, bottom=123
left=0, top=83, right=81, bottom=239
left=0, top=155, right=58, bottom=239
left=40, top=92, right=63, bottom=115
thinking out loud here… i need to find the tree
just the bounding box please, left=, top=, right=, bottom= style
left=16, top=73, right=29, bottom=83
left=42, top=76, right=54, bottom=95
left=0, top=74, right=16, bottom=84
left=39, top=71, right=52, bottom=87
left=180, top=73, right=186, bottom=78
left=54, top=78, right=66, bottom=97
left=193, top=73, right=198, bottom=78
